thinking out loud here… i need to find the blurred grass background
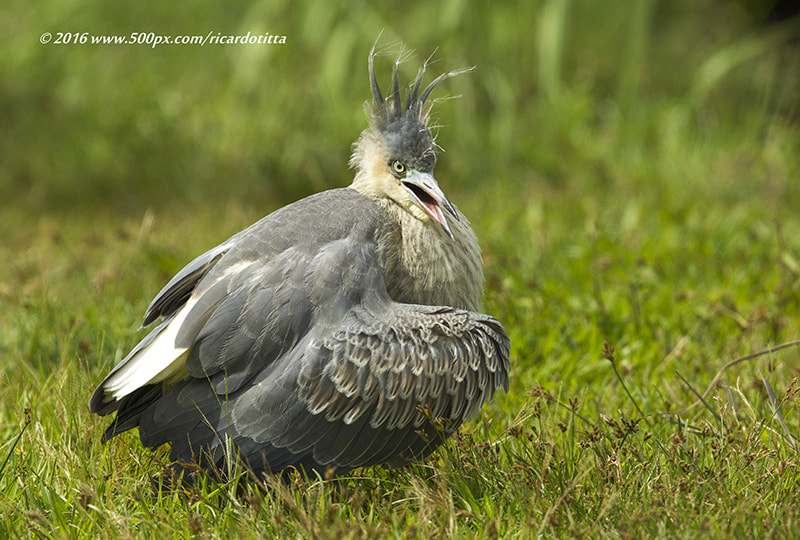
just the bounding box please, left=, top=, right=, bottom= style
left=3, top=0, right=797, bottom=213
left=2, top=0, right=800, bottom=537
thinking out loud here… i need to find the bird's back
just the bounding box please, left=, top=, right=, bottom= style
left=218, top=186, right=483, bottom=314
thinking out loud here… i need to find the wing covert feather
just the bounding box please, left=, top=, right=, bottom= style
left=295, top=304, right=510, bottom=435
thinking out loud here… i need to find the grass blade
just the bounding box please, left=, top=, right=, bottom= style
left=0, top=408, right=31, bottom=481
left=758, top=369, right=798, bottom=451
left=674, top=370, right=722, bottom=424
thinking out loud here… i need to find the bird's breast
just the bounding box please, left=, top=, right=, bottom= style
left=376, top=204, right=484, bottom=311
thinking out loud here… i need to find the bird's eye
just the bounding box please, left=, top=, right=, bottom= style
left=390, top=160, right=406, bottom=177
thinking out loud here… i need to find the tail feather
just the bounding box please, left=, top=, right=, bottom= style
left=100, top=384, right=163, bottom=442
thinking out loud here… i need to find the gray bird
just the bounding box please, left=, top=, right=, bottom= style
left=90, top=48, right=510, bottom=481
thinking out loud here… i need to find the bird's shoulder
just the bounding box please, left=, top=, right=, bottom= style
left=207, top=188, right=397, bottom=284
left=239, top=188, right=387, bottom=246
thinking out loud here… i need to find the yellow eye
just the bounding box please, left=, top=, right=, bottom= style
left=391, top=160, right=406, bottom=176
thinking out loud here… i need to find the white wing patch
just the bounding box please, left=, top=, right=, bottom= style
left=100, top=260, right=259, bottom=404
left=103, top=296, right=199, bottom=402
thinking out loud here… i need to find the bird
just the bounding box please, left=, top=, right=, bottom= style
left=90, top=46, right=510, bottom=482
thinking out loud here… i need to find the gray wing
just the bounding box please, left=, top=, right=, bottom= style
left=91, top=189, right=372, bottom=416
left=231, top=303, right=510, bottom=471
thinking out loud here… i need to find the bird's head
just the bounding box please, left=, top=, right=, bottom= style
left=350, top=48, right=471, bottom=240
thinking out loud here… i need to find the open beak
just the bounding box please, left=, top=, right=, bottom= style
left=402, top=170, right=458, bottom=240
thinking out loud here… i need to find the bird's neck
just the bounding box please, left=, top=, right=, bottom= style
left=375, top=200, right=484, bottom=311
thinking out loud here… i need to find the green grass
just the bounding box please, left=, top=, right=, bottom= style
left=3, top=0, right=800, bottom=537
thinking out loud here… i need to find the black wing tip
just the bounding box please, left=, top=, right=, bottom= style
left=93, top=385, right=163, bottom=443
left=89, top=386, right=116, bottom=416
left=100, top=420, right=119, bottom=443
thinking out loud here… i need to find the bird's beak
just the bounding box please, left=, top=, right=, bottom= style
left=402, top=170, right=458, bottom=240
